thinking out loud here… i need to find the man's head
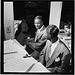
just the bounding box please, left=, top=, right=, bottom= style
left=34, top=16, right=43, bottom=29
left=21, top=20, right=28, bottom=32
left=47, top=25, right=59, bottom=40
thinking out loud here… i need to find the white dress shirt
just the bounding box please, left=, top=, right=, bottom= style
left=37, top=25, right=44, bottom=33
left=35, top=25, right=44, bottom=42
left=49, top=39, right=59, bottom=58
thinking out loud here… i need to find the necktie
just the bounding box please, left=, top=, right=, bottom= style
left=35, top=29, right=41, bottom=42
left=35, top=30, right=38, bottom=42
left=48, top=45, right=52, bottom=59
left=46, top=44, right=52, bottom=62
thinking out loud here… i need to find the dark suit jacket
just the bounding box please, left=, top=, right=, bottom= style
left=39, top=39, right=70, bottom=73
left=15, top=20, right=33, bottom=46
left=16, top=32, right=31, bottom=46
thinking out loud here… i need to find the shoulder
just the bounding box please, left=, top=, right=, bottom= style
left=42, top=27, right=47, bottom=36
left=44, top=40, right=52, bottom=49
left=59, top=39, right=70, bottom=54
left=40, top=28, right=47, bottom=38
left=41, top=40, right=51, bottom=53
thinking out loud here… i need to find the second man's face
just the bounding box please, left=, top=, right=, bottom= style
left=34, top=19, right=43, bottom=29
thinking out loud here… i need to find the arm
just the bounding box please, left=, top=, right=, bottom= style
left=26, top=37, right=35, bottom=42
left=27, top=34, right=47, bottom=52
left=23, top=31, right=36, bottom=43
left=39, top=43, right=47, bottom=65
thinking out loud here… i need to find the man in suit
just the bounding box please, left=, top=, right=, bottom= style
left=39, top=25, right=70, bottom=73
left=25, top=16, right=47, bottom=59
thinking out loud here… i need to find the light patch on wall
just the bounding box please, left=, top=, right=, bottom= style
left=49, top=2, right=62, bottom=29
left=4, top=2, right=14, bottom=40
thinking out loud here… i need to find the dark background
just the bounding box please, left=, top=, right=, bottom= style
left=13, top=1, right=50, bottom=36
left=13, top=1, right=50, bottom=27
left=60, top=1, right=74, bottom=29
left=13, top=1, right=73, bottom=29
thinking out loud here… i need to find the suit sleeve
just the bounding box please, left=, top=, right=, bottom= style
left=26, top=37, right=35, bottom=42
left=39, top=43, right=47, bottom=65
left=34, top=34, right=47, bottom=51
left=48, top=44, right=70, bottom=73
left=26, top=34, right=47, bottom=52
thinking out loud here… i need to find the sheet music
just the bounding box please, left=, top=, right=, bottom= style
left=4, top=39, right=49, bottom=72
left=29, top=62, right=50, bottom=72
left=4, top=39, right=28, bottom=54
left=4, top=53, right=17, bottom=64
left=4, top=39, right=17, bottom=54
left=13, top=39, right=25, bottom=49
left=4, top=57, right=37, bottom=72
left=4, top=39, right=29, bottom=63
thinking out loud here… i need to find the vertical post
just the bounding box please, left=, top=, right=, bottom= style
left=49, top=2, right=62, bottom=28
left=4, top=2, right=14, bottom=40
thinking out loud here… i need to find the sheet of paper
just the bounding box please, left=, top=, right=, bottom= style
left=4, top=39, right=29, bottom=64
left=4, top=39, right=18, bottom=53
left=4, top=39, right=28, bottom=55
left=4, top=57, right=37, bottom=72
left=29, top=62, right=50, bottom=72
left=4, top=39, right=50, bottom=73
left=4, top=52, right=17, bottom=64
left=13, top=39, right=25, bottom=49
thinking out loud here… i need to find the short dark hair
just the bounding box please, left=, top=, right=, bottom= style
left=47, top=25, right=59, bottom=38
left=34, top=15, right=43, bottom=22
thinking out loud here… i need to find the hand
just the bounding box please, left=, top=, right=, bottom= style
left=47, top=68, right=52, bottom=73
left=27, top=37, right=30, bottom=39
left=23, top=39, right=29, bottom=45
left=23, top=39, right=29, bottom=42
left=47, top=67, right=57, bottom=73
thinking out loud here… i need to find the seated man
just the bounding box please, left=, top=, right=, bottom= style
left=15, top=19, right=31, bottom=46
left=39, top=25, right=70, bottom=73
left=25, top=16, right=47, bottom=59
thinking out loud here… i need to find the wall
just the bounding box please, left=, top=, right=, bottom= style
left=4, top=2, right=14, bottom=40
left=49, top=2, right=62, bottom=28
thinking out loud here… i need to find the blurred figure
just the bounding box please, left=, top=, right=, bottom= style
left=21, top=19, right=28, bottom=33
left=25, top=15, right=47, bottom=60
left=15, top=19, right=31, bottom=46
left=39, top=25, right=70, bottom=73
left=26, top=15, right=36, bottom=38
left=64, top=25, right=70, bottom=36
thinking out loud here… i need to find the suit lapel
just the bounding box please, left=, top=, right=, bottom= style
left=35, top=26, right=45, bottom=42
left=35, top=31, right=38, bottom=42
left=46, top=41, right=62, bottom=68
left=40, top=26, right=45, bottom=31
left=35, top=30, right=39, bottom=42
left=45, top=41, right=52, bottom=63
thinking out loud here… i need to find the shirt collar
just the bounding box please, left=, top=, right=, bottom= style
left=38, top=25, right=44, bottom=31
left=52, top=39, right=59, bottom=46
